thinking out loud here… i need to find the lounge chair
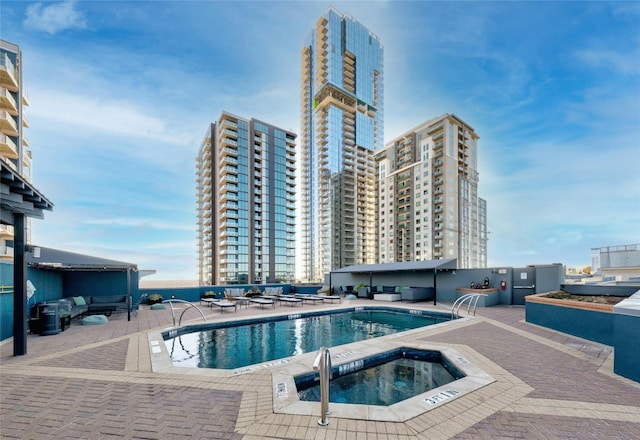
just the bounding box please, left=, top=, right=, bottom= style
left=295, top=294, right=325, bottom=304
left=249, top=297, right=275, bottom=309
left=202, top=298, right=237, bottom=313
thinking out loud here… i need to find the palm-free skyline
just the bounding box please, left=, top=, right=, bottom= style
left=2, top=1, right=638, bottom=280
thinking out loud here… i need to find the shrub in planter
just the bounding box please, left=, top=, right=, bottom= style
left=245, top=286, right=262, bottom=298
left=147, top=294, right=163, bottom=305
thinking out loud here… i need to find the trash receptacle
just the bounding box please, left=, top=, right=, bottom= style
left=38, top=303, right=61, bottom=336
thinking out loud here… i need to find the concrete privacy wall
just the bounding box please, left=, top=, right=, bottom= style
left=613, top=291, right=640, bottom=383
left=63, top=271, right=139, bottom=301
left=1, top=264, right=64, bottom=341
left=562, top=284, right=637, bottom=297
left=525, top=301, right=614, bottom=346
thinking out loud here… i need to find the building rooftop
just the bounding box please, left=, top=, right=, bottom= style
left=1, top=299, right=638, bottom=438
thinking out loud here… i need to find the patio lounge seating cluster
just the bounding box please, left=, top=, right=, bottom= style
left=43, top=294, right=130, bottom=319
left=401, top=286, right=434, bottom=302
left=199, top=286, right=343, bottom=313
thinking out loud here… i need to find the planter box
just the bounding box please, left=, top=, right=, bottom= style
left=455, top=288, right=499, bottom=307
left=525, top=293, right=613, bottom=345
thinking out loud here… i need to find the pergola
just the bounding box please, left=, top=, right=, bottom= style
left=26, top=247, right=138, bottom=323
left=1, top=160, right=53, bottom=355
left=329, top=259, right=458, bottom=305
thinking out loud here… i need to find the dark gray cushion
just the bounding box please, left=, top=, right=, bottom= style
left=91, top=295, right=127, bottom=304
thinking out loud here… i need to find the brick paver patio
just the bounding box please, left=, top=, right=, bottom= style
left=1, top=301, right=639, bottom=439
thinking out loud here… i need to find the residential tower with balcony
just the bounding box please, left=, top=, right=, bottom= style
left=196, top=112, right=296, bottom=285
left=297, top=7, right=383, bottom=282
left=376, top=114, right=487, bottom=268
left=1, top=40, right=32, bottom=260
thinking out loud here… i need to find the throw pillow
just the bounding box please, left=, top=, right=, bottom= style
left=73, top=296, right=87, bottom=306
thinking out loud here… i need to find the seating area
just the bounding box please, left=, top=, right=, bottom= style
left=195, top=286, right=344, bottom=313
left=401, top=286, right=435, bottom=302
left=42, top=294, right=130, bottom=319
left=373, top=286, right=402, bottom=302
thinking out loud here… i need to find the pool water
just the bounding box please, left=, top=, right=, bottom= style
left=296, top=348, right=464, bottom=406
left=164, top=308, right=451, bottom=370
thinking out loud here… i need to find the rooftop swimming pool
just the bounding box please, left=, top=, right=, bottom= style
left=162, top=307, right=453, bottom=370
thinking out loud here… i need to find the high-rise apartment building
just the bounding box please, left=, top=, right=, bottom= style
left=298, top=7, right=383, bottom=282
left=376, top=114, right=487, bottom=268
left=1, top=40, right=32, bottom=260
left=196, top=112, right=296, bottom=285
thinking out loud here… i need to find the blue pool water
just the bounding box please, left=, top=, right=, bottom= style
left=296, top=348, right=464, bottom=406
left=163, top=308, right=452, bottom=370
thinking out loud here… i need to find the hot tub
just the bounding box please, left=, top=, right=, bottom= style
left=272, top=342, right=495, bottom=422
left=295, top=348, right=464, bottom=406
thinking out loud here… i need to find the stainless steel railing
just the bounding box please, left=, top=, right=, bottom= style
left=313, top=346, right=332, bottom=426
left=162, top=299, right=207, bottom=327
left=451, top=293, right=487, bottom=319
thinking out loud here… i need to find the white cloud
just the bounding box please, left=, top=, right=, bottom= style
left=23, top=1, right=87, bottom=34
left=30, top=89, right=183, bottom=145
left=575, top=48, right=640, bottom=76
left=84, top=217, right=194, bottom=233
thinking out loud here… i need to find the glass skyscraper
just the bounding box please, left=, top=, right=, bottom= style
left=297, top=8, right=383, bottom=283
left=197, top=112, right=296, bottom=285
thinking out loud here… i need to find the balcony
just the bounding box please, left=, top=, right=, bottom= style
left=220, top=118, right=238, bottom=130
left=0, top=54, right=18, bottom=92
left=427, top=122, right=443, bottom=134
left=0, top=87, right=18, bottom=115
left=0, top=110, right=19, bottom=137
left=0, top=224, right=13, bottom=238
left=0, top=134, right=18, bottom=159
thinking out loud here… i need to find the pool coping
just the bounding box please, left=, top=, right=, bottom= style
left=147, top=305, right=464, bottom=377
left=146, top=305, right=496, bottom=422
left=271, top=341, right=495, bottom=422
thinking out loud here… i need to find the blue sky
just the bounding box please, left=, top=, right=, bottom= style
left=2, top=1, right=639, bottom=280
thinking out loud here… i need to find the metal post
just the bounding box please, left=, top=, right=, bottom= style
left=127, top=266, right=131, bottom=321
left=313, top=346, right=331, bottom=426
left=433, top=269, right=437, bottom=306
left=13, top=213, right=26, bottom=356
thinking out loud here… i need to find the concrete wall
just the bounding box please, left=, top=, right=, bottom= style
left=534, top=264, right=565, bottom=294
left=525, top=301, right=614, bottom=346
left=62, top=270, right=139, bottom=302
left=613, top=290, right=640, bottom=383
left=562, top=284, right=637, bottom=297
left=1, top=264, right=64, bottom=341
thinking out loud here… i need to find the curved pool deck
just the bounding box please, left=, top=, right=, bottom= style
left=1, top=299, right=640, bottom=439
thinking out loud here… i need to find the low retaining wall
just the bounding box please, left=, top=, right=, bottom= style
left=525, top=293, right=614, bottom=346
left=613, top=291, right=640, bottom=383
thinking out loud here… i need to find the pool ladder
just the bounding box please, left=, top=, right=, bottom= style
left=162, top=299, right=207, bottom=327
left=451, top=293, right=487, bottom=319
left=313, top=346, right=332, bottom=426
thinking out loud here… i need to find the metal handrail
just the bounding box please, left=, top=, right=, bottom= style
left=162, top=299, right=207, bottom=327
left=313, top=346, right=332, bottom=426
left=451, top=293, right=487, bottom=319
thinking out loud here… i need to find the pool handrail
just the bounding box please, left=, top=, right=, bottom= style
left=451, top=293, right=487, bottom=319
left=313, top=346, right=332, bottom=426
left=162, top=299, right=207, bottom=327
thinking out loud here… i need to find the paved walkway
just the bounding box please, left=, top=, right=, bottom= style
left=1, top=300, right=639, bottom=439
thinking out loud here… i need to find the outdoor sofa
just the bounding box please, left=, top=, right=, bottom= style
left=401, top=287, right=434, bottom=302
left=44, top=294, right=130, bottom=318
